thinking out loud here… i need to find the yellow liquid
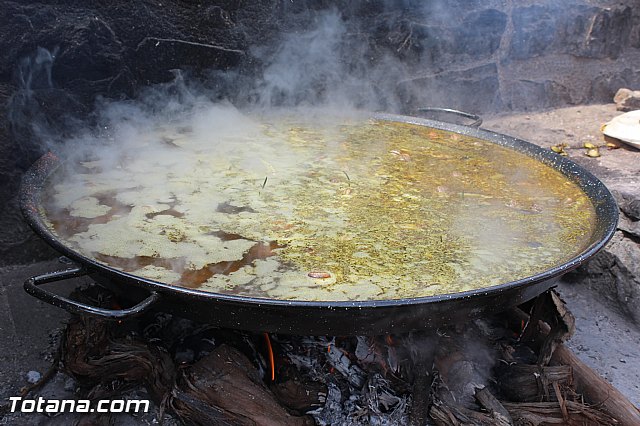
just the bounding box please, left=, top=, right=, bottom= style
left=42, top=117, right=596, bottom=301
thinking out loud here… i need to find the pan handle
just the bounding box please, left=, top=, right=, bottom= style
left=413, top=107, right=483, bottom=128
left=24, top=266, right=160, bottom=320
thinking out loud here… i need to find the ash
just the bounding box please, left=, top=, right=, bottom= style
left=286, top=322, right=498, bottom=425
left=8, top=286, right=621, bottom=425
left=282, top=335, right=413, bottom=425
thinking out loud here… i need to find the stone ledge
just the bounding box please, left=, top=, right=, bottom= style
left=485, top=104, right=640, bottom=323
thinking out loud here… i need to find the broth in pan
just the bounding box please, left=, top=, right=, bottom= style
left=41, top=115, right=596, bottom=301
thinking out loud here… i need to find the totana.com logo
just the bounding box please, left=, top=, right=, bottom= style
left=8, top=397, right=150, bottom=413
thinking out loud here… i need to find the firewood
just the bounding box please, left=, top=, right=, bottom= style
left=270, top=364, right=326, bottom=414
left=62, top=316, right=175, bottom=402
left=496, top=364, right=572, bottom=402
left=505, top=298, right=640, bottom=425
left=408, top=358, right=431, bottom=426
left=551, top=344, right=640, bottom=426
left=519, top=291, right=575, bottom=366
left=475, top=387, right=513, bottom=425
left=536, top=294, right=574, bottom=366
left=171, top=344, right=313, bottom=426
left=429, top=372, right=508, bottom=426
left=502, top=401, right=618, bottom=426
left=430, top=398, right=511, bottom=426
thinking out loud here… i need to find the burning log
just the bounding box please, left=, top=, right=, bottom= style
left=519, top=291, right=575, bottom=366
left=428, top=324, right=510, bottom=426
left=474, top=387, right=513, bottom=425
left=408, top=358, right=430, bottom=426
left=496, top=364, right=573, bottom=402
left=45, top=286, right=635, bottom=426
left=170, top=344, right=313, bottom=425
left=430, top=400, right=501, bottom=426
left=270, top=364, right=327, bottom=414
left=324, top=337, right=367, bottom=389
left=429, top=373, right=507, bottom=426
left=63, top=316, right=175, bottom=403
left=505, top=296, right=640, bottom=426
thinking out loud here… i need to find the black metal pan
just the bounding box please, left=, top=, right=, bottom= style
left=20, top=111, right=619, bottom=335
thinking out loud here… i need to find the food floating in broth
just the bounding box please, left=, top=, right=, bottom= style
left=42, top=113, right=597, bottom=301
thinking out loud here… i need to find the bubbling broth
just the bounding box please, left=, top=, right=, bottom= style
left=42, top=116, right=597, bottom=301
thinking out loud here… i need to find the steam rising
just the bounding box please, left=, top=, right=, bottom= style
left=17, top=47, right=58, bottom=93
left=7, top=6, right=483, bottom=153
left=18, top=9, right=390, bottom=160
left=12, top=7, right=598, bottom=302
left=258, top=11, right=349, bottom=107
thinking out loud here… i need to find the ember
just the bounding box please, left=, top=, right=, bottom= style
left=16, top=285, right=638, bottom=425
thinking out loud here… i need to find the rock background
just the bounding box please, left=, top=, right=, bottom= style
left=1, top=0, right=640, bottom=266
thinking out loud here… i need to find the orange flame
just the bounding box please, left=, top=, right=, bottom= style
left=263, top=332, right=275, bottom=381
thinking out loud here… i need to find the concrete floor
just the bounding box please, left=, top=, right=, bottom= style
left=0, top=260, right=80, bottom=403
left=557, top=280, right=640, bottom=406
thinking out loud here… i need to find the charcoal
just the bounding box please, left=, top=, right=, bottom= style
left=34, top=288, right=632, bottom=425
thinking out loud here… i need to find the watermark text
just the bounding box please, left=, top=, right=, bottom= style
left=8, top=396, right=150, bottom=414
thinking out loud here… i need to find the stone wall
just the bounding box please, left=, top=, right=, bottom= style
left=1, top=0, right=640, bottom=265
left=396, top=1, right=640, bottom=112
left=573, top=185, right=640, bottom=324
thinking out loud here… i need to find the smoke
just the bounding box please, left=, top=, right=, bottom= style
left=16, top=47, right=59, bottom=93
left=7, top=2, right=513, bottom=156
left=8, top=47, right=59, bottom=164
left=7, top=2, right=603, bottom=288
left=205, top=7, right=412, bottom=113
left=247, top=8, right=414, bottom=112
left=11, top=8, right=401, bottom=160
left=7, top=45, right=93, bottom=169
left=444, top=324, right=497, bottom=407
left=256, top=10, right=348, bottom=107
left=10, top=5, right=422, bottom=169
